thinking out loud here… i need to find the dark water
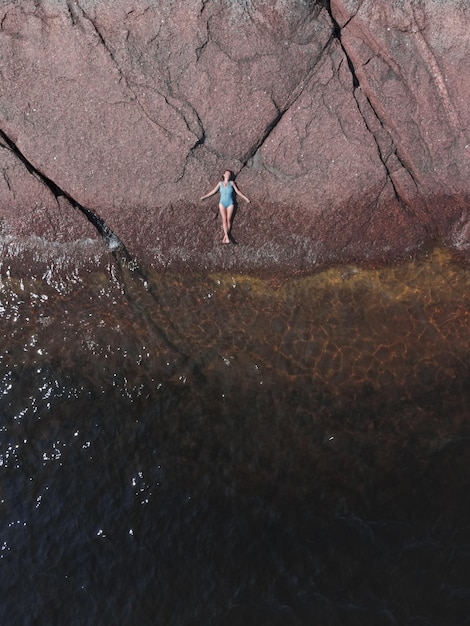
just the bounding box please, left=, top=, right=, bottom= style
left=1, top=248, right=469, bottom=625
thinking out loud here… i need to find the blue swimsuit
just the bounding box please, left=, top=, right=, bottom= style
left=219, top=181, right=234, bottom=208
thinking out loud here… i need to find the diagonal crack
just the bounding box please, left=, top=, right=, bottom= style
left=0, top=127, right=124, bottom=251
left=0, top=126, right=196, bottom=362
left=71, top=0, right=174, bottom=140
left=356, top=94, right=413, bottom=207
left=72, top=0, right=210, bottom=184
left=176, top=111, right=207, bottom=183
left=323, top=2, right=422, bottom=214
left=240, top=100, right=283, bottom=166
left=239, top=34, right=334, bottom=170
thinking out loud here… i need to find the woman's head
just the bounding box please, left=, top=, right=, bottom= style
left=222, top=170, right=233, bottom=181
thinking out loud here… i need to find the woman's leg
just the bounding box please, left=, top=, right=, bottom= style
left=226, top=204, right=234, bottom=239
left=219, top=203, right=230, bottom=242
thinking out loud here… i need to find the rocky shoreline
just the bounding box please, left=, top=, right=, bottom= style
left=1, top=0, right=469, bottom=274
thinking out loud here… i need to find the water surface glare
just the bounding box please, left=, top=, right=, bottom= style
left=0, top=248, right=469, bottom=625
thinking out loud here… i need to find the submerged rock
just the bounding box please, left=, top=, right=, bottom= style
left=0, top=0, right=469, bottom=272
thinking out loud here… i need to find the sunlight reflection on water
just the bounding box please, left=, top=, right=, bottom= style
left=0, top=247, right=469, bottom=625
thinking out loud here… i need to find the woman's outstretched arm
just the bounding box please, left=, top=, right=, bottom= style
left=200, top=183, right=221, bottom=201
left=232, top=182, right=250, bottom=203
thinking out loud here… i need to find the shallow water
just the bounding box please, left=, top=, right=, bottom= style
left=1, top=247, right=469, bottom=625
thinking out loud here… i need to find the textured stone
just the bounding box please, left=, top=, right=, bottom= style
left=0, top=0, right=469, bottom=272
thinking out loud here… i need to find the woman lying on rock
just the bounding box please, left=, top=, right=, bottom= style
left=200, top=170, right=251, bottom=244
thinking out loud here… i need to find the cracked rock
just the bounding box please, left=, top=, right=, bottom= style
left=0, top=0, right=469, bottom=272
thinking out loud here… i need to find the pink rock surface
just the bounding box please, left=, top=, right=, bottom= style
left=0, top=0, right=469, bottom=272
